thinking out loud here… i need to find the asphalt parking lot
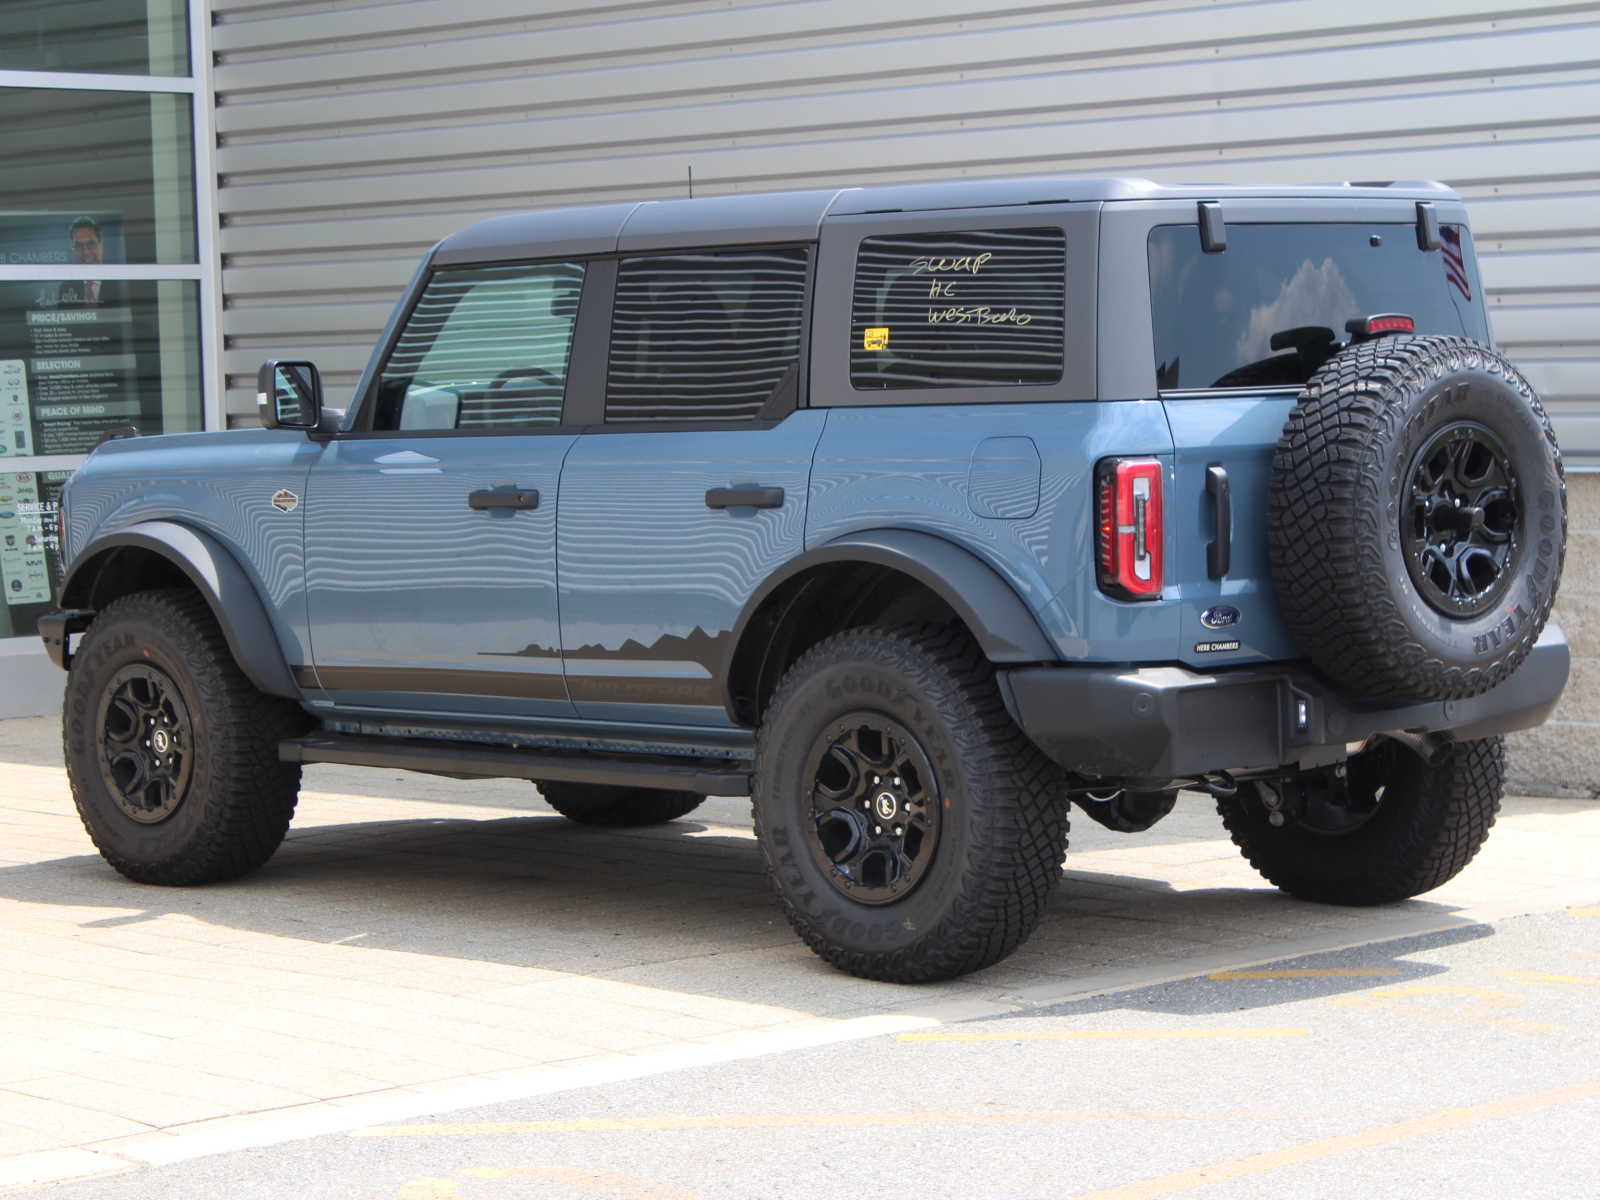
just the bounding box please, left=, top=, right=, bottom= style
left=3, top=713, right=1598, bottom=1194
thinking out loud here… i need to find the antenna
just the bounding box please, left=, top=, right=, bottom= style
left=688, top=165, right=694, bottom=199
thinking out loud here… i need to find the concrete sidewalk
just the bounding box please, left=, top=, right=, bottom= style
left=2, top=714, right=1597, bottom=1193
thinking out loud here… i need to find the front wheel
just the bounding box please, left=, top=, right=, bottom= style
left=1217, top=737, right=1503, bottom=906
left=63, top=589, right=308, bottom=885
left=753, top=625, right=1067, bottom=983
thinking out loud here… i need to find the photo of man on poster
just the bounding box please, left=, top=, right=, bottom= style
left=55, top=216, right=121, bottom=307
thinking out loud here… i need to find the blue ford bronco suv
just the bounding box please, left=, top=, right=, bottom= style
left=40, top=177, right=1568, bottom=982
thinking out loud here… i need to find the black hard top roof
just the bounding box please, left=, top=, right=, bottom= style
left=430, top=176, right=1459, bottom=265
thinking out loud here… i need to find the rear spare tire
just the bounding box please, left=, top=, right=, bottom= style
left=1268, top=335, right=1564, bottom=701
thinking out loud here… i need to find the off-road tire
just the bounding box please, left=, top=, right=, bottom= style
left=63, top=589, right=308, bottom=885
left=537, top=782, right=704, bottom=827
left=752, top=625, right=1067, bottom=983
left=1269, top=336, right=1564, bottom=701
left=1216, top=737, right=1503, bottom=906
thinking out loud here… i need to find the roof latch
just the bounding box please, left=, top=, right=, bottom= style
left=1198, top=201, right=1226, bottom=253
left=1415, top=201, right=1442, bottom=251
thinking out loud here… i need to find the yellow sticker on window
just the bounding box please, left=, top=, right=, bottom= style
left=863, top=327, right=889, bottom=351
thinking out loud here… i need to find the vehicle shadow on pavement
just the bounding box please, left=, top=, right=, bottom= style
left=0, top=807, right=1475, bottom=1004
left=1009, top=924, right=1492, bottom=1017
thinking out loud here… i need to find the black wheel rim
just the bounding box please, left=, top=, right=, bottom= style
left=1403, top=420, right=1520, bottom=618
left=802, top=714, right=942, bottom=905
left=96, top=664, right=195, bottom=824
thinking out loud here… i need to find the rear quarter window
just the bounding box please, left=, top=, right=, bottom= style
left=850, top=227, right=1066, bottom=389
left=1148, top=222, right=1490, bottom=391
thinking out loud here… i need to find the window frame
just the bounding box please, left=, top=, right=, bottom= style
left=810, top=207, right=1097, bottom=408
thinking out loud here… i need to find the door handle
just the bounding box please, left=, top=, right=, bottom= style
left=468, top=488, right=539, bottom=511
left=1205, top=464, right=1231, bottom=579
left=705, top=484, right=784, bottom=510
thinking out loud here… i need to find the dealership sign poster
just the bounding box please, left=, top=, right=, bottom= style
left=1, top=211, right=139, bottom=457
left=0, top=473, right=53, bottom=606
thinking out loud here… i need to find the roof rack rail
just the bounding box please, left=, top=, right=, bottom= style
left=1341, top=180, right=1453, bottom=190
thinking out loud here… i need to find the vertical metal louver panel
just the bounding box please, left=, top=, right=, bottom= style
left=850, top=228, right=1066, bottom=390
left=605, top=248, right=809, bottom=424
left=376, top=262, right=583, bottom=430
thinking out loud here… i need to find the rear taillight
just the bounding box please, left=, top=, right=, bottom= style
left=1096, top=458, right=1164, bottom=600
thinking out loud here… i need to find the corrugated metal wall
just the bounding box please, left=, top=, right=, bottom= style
left=210, top=0, right=1600, bottom=458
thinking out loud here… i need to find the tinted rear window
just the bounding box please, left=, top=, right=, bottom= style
left=1148, top=223, right=1489, bottom=391
left=850, top=227, right=1066, bottom=389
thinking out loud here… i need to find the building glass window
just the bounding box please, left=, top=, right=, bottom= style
left=606, top=248, right=809, bottom=424
left=0, top=0, right=206, bottom=645
left=0, top=89, right=197, bottom=265
left=0, top=0, right=190, bottom=76
left=1, top=281, right=201, bottom=456
left=0, top=470, right=70, bottom=639
left=850, top=228, right=1066, bottom=389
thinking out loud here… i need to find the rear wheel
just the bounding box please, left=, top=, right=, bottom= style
left=752, top=625, right=1067, bottom=983
left=1216, top=737, right=1503, bottom=905
left=63, top=589, right=307, bottom=885
left=537, top=782, right=704, bottom=827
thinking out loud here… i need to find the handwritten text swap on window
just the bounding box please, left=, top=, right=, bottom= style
left=908, top=252, right=1032, bottom=326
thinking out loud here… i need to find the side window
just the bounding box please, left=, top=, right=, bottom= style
left=372, top=262, right=584, bottom=432
left=850, top=227, right=1066, bottom=389
left=605, top=248, right=810, bottom=424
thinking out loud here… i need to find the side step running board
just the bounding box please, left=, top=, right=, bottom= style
left=279, top=733, right=752, bottom=797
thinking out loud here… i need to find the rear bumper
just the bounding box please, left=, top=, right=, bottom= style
left=998, top=625, right=1570, bottom=786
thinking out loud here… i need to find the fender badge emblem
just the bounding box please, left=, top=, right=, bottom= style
left=270, top=489, right=300, bottom=513
left=1201, top=605, right=1240, bottom=629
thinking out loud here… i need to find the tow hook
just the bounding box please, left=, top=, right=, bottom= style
left=1200, top=770, right=1238, bottom=799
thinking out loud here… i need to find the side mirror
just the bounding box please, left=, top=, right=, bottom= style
left=257, top=359, right=323, bottom=431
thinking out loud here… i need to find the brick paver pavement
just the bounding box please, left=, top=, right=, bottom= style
left=2, top=714, right=1596, bottom=1191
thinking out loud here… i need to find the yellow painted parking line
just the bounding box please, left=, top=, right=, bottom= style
left=1209, top=968, right=1401, bottom=980
left=1568, top=907, right=1600, bottom=918
left=1494, top=969, right=1600, bottom=986
left=1069, top=1079, right=1600, bottom=1200
left=396, top=1180, right=459, bottom=1200
left=896, top=1028, right=1309, bottom=1043
left=1364, top=984, right=1522, bottom=1007
left=464, top=1165, right=700, bottom=1199
left=358, top=1108, right=1277, bottom=1138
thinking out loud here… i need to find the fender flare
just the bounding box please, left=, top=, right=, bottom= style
left=723, top=529, right=1057, bottom=716
left=60, top=521, right=301, bottom=699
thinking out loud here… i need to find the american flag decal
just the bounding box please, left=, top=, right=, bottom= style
left=1441, top=225, right=1472, bottom=300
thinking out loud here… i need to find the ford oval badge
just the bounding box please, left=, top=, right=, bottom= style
left=1200, top=605, right=1239, bottom=630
